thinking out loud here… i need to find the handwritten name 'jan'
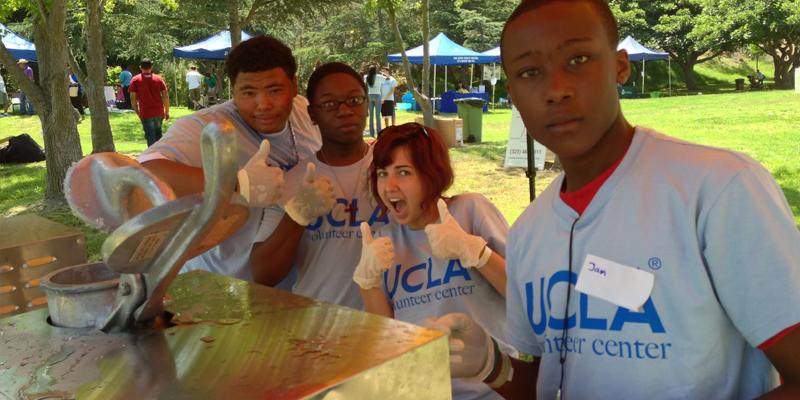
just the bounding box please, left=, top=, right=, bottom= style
left=588, top=262, right=607, bottom=276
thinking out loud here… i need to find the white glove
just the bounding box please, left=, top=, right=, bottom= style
left=425, top=313, right=495, bottom=381
left=353, top=222, right=394, bottom=289
left=424, top=199, right=491, bottom=268
left=284, top=162, right=336, bottom=226
left=237, top=141, right=284, bottom=207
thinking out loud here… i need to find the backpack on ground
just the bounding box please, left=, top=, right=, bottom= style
left=0, top=133, right=46, bottom=164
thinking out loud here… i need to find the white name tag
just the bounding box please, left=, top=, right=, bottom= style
left=575, top=254, right=654, bottom=311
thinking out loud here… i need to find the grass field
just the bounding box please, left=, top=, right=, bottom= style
left=1, top=89, right=799, bottom=260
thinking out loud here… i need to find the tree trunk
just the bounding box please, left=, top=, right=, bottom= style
left=385, top=0, right=432, bottom=124
left=768, top=40, right=799, bottom=89
left=229, top=0, right=242, bottom=48
left=679, top=58, right=698, bottom=92
left=35, top=1, right=84, bottom=203
left=420, top=0, right=433, bottom=126
left=85, top=0, right=115, bottom=153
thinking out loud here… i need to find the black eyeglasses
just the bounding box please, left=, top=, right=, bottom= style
left=312, top=95, right=367, bottom=112
left=377, top=122, right=430, bottom=138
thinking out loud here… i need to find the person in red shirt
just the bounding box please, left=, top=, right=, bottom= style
left=129, top=58, right=170, bottom=146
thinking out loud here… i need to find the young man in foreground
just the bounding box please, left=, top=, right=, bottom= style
left=250, top=62, right=387, bottom=309
left=137, top=36, right=321, bottom=281
left=429, top=1, right=800, bottom=398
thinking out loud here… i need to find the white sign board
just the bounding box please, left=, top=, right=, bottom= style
left=795, top=67, right=799, bottom=93
left=483, top=64, right=502, bottom=82
left=504, top=106, right=546, bottom=170
left=104, top=86, right=116, bottom=109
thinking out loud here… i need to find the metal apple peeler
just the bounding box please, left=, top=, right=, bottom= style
left=55, top=120, right=249, bottom=332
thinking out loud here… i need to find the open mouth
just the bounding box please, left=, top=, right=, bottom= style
left=388, top=198, right=407, bottom=216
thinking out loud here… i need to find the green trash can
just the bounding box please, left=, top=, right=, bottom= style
left=454, top=97, right=486, bottom=143
left=618, top=85, right=636, bottom=98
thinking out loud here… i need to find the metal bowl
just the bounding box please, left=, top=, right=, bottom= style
left=40, top=262, right=120, bottom=328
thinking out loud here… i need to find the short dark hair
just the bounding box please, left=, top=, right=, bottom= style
left=306, top=62, right=367, bottom=104
left=225, top=35, right=297, bottom=86
left=370, top=123, right=454, bottom=213
left=500, top=0, right=619, bottom=68
left=140, top=58, right=153, bottom=69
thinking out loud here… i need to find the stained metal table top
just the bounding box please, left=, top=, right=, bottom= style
left=0, top=271, right=450, bottom=399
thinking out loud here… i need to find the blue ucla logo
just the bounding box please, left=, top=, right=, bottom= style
left=525, top=271, right=665, bottom=335
left=306, top=199, right=388, bottom=230
left=385, top=258, right=472, bottom=298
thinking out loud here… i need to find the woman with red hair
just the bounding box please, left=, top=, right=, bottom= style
left=353, top=122, right=511, bottom=400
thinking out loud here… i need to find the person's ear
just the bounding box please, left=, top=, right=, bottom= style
left=290, top=76, right=299, bottom=98
left=615, top=49, right=631, bottom=84
left=307, top=105, right=318, bottom=125
left=505, top=81, right=514, bottom=103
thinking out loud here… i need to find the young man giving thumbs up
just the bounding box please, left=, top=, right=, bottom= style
left=250, top=62, right=388, bottom=309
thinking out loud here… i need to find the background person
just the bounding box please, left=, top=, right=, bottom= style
left=119, top=64, right=133, bottom=109
left=355, top=122, right=510, bottom=399
left=137, top=36, right=321, bottom=282
left=204, top=71, right=218, bottom=99
left=17, top=59, right=34, bottom=115
left=68, top=69, right=85, bottom=118
left=431, top=1, right=800, bottom=398
left=363, top=64, right=385, bottom=136
left=251, top=62, right=386, bottom=309
left=0, top=71, right=9, bottom=116
left=380, top=67, right=397, bottom=127
left=185, top=65, right=204, bottom=110
left=129, top=58, right=170, bottom=147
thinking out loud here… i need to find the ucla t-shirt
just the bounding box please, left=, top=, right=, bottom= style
left=257, top=147, right=387, bottom=309
left=378, top=193, right=509, bottom=400
left=506, top=128, right=800, bottom=399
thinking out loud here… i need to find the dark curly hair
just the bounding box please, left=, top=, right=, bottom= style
left=225, top=35, right=297, bottom=85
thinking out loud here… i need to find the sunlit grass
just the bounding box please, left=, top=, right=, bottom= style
left=2, top=90, right=798, bottom=260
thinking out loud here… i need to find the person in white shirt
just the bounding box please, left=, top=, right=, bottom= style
left=136, top=36, right=321, bottom=281
left=363, top=65, right=385, bottom=137
left=185, top=65, right=204, bottom=110
left=427, top=1, right=800, bottom=398
left=380, top=67, right=398, bottom=127
left=251, top=62, right=387, bottom=308
left=355, top=122, right=510, bottom=399
left=0, top=72, right=9, bottom=115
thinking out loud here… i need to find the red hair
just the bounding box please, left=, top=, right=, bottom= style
left=370, top=123, right=454, bottom=212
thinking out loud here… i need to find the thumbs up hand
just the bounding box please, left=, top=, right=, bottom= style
left=237, top=140, right=284, bottom=207
left=284, top=162, right=336, bottom=226
left=353, top=222, right=395, bottom=289
left=424, top=313, right=495, bottom=381
left=424, top=199, right=491, bottom=268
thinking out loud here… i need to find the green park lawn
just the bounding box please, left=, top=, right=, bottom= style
left=1, top=89, right=799, bottom=260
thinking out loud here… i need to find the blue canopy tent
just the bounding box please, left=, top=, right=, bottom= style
left=0, top=23, right=37, bottom=62
left=617, top=35, right=670, bottom=94
left=387, top=32, right=496, bottom=100
left=172, top=30, right=254, bottom=60
left=481, top=47, right=501, bottom=63
left=172, top=30, right=254, bottom=103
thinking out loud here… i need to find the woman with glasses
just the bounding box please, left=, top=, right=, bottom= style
left=353, top=123, right=512, bottom=400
